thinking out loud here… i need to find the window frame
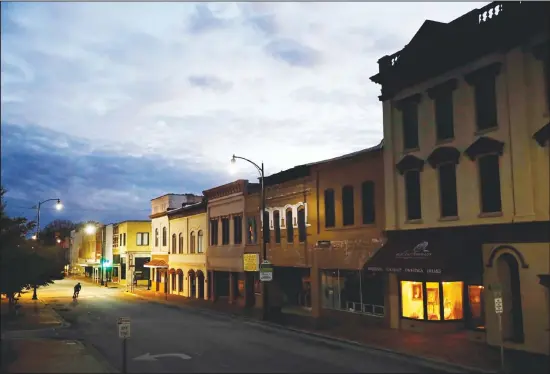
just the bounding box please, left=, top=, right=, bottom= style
left=361, top=181, right=376, bottom=224
left=434, top=90, right=455, bottom=141
left=286, top=208, right=294, bottom=243
left=190, top=231, right=196, bottom=254
left=155, top=228, right=159, bottom=247
left=171, top=234, right=177, bottom=254
left=210, top=219, right=219, bottom=246
left=477, top=153, right=502, bottom=214
left=178, top=233, right=183, bottom=254
left=404, top=169, right=422, bottom=221
left=402, top=101, right=420, bottom=150
left=438, top=162, right=459, bottom=218
left=342, top=185, right=355, bottom=226
left=197, top=230, right=203, bottom=253
left=399, top=280, right=465, bottom=322
left=162, top=227, right=167, bottom=247
left=297, top=206, right=306, bottom=243
left=324, top=189, right=335, bottom=228
left=221, top=217, right=230, bottom=245
left=273, top=210, right=281, bottom=243
left=233, top=216, right=242, bottom=245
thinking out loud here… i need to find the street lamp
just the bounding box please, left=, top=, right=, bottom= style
left=85, top=224, right=96, bottom=235
left=230, top=154, right=269, bottom=321
left=32, top=198, right=63, bottom=300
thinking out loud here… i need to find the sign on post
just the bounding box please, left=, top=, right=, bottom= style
left=243, top=254, right=260, bottom=272
left=494, top=297, right=503, bottom=314
left=259, top=260, right=273, bottom=282
left=118, top=317, right=131, bottom=339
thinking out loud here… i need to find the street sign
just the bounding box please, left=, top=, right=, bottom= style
left=243, top=253, right=260, bottom=272
left=494, top=297, right=503, bottom=314
left=259, top=260, right=273, bottom=282
left=118, top=317, right=131, bottom=339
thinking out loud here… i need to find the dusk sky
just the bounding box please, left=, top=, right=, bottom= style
left=1, top=2, right=487, bottom=226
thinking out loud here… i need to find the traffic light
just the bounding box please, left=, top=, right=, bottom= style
left=101, top=259, right=112, bottom=268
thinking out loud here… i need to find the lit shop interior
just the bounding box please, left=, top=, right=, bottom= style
left=400, top=277, right=485, bottom=330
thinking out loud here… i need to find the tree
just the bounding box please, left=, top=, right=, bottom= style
left=39, top=219, right=76, bottom=246
left=0, top=187, right=65, bottom=307
left=0, top=187, right=36, bottom=311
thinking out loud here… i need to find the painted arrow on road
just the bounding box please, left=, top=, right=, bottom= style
left=133, top=353, right=191, bottom=361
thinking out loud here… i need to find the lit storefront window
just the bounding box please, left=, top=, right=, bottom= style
left=401, top=281, right=424, bottom=319
left=443, top=281, right=463, bottom=320
left=426, top=282, right=441, bottom=320
left=468, top=285, right=485, bottom=329
left=401, top=280, right=465, bottom=321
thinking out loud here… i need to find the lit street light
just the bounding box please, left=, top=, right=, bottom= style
left=32, top=198, right=63, bottom=300
left=85, top=224, right=96, bottom=235
left=230, top=154, right=269, bottom=321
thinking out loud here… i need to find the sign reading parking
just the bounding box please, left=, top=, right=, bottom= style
left=259, top=260, right=273, bottom=282
left=118, top=317, right=131, bottom=339
left=494, top=297, right=503, bottom=314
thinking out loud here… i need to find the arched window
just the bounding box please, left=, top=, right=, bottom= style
left=297, top=207, right=306, bottom=242
left=190, top=231, right=196, bottom=254
left=162, top=227, right=167, bottom=247
left=155, top=228, right=159, bottom=247
left=178, top=233, right=184, bottom=254
left=197, top=231, right=204, bottom=253
left=286, top=208, right=294, bottom=243
left=171, top=234, right=176, bottom=254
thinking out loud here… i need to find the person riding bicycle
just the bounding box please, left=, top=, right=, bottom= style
left=73, top=282, right=82, bottom=299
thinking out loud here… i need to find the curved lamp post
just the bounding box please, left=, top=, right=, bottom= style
left=32, top=198, right=63, bottom=300
left=231, top=154, right=269, bottom=321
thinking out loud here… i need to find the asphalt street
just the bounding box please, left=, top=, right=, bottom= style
left=35, top=279, right=438, bottom=373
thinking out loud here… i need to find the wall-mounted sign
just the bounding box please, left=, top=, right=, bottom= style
left=396, top=241, right=432, bottom=259
left=243, top=253, right=260, bottom=272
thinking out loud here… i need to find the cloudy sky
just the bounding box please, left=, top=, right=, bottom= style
left=1, top=1, right=487, bottom=225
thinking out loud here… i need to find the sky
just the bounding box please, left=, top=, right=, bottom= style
left=1, top=1, right=488, bottom=226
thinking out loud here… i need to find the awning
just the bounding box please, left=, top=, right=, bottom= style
left=143, top=259, right=169, bottom=268
left=538, top=274, right=550, bottom=288
left=364, top=229, right=482, bottom=277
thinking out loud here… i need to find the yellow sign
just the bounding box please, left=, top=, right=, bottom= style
left=243, top=253, right=259, bottom=272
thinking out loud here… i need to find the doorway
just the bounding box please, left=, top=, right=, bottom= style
left=197, top=271, right=205, bottom=299
left=496, top=253, right=524, bottom=342
left=188, top=270, right=196, bottom=298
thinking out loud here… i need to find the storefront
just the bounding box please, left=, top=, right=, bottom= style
left=364, top=228, right=485, bottom=334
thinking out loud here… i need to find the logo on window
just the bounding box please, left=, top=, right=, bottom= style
left=396, top=241, right=431, bottom=259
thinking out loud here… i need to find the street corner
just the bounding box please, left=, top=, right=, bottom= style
left=4, top=338, right=116, bottom=373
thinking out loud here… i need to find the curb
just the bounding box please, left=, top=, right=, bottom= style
left=121, top=290, right=495, bottom=373
left=37, top=298, right=71, bottom=329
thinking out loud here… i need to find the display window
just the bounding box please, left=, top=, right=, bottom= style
left=401, top=280, right=465, bottom=321
left=467, top=285, right=486, bottom=329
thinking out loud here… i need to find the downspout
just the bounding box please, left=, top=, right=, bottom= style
left=504, top=61, right=517, bottom=218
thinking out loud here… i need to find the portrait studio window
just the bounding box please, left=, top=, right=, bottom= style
left=478, top=154, right=502, bottom=213
left=405, top=170, right=422, bottom=220
left=324, top=189, right=335, bottom=228
left=401, top=281, right=464, bottom=321
left=468, top=285, right=486, bottom=329
left=273, top=210, right=281, bottom=243
left=342, top=185, right=354, bottom=226
left=221, top=217, right=230, bottom=245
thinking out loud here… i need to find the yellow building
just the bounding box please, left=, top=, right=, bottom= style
left=78, top=227, right=101, bottom=279
left=115, top=220, right=152, bottom=286
left=166, top=201, right=208, bottom=299
left=367, top=1, right=549, bottom=355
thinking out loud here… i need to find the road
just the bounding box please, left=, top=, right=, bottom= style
left=35, top=279, right=437, bottom=373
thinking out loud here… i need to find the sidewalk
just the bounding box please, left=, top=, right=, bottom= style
left=124, top=288, right=549, bottom=374
left=1, top=292, right=115, bottom=373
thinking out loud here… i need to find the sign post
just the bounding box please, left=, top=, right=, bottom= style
left=118, top=317, right=131, bottom=374
left=491, top=284, right=505, bottom=373
left=259, top=260, right=273, bottom=282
